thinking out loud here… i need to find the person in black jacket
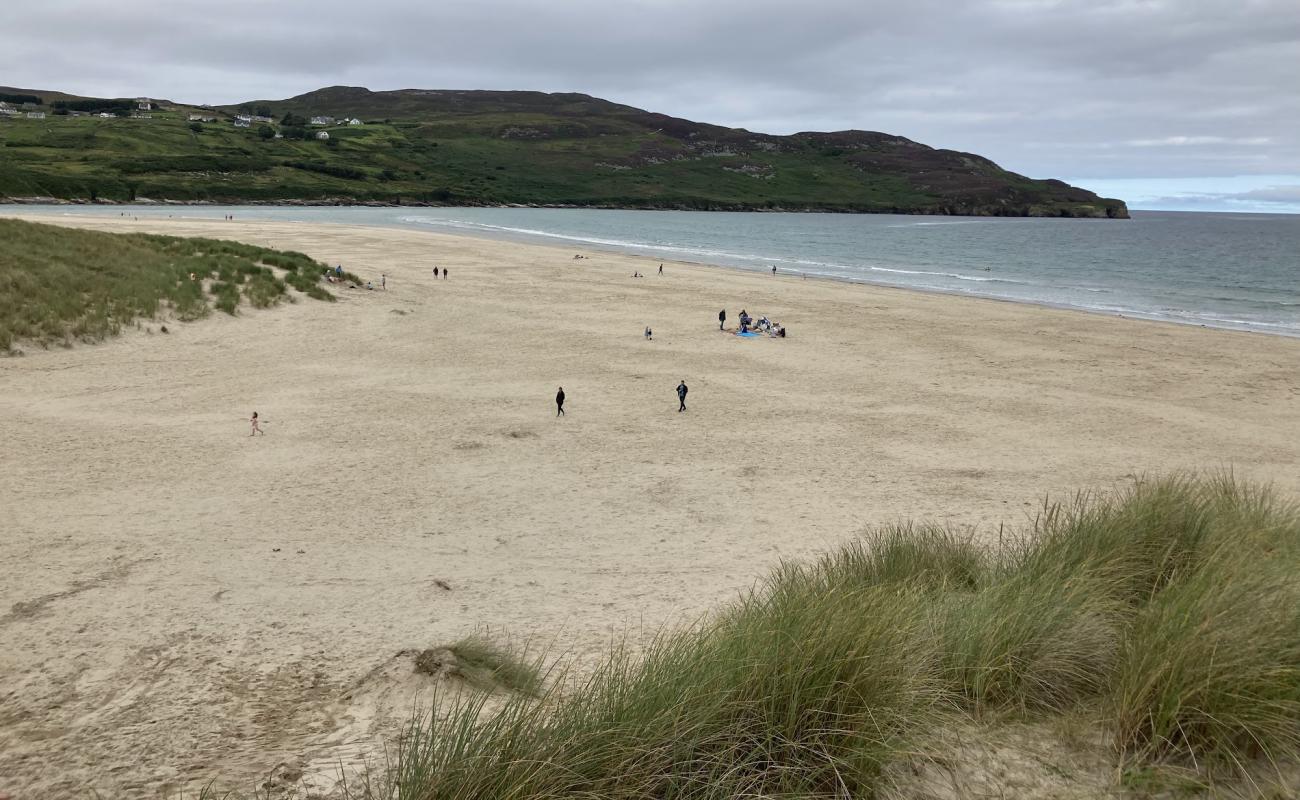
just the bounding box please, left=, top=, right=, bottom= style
left=718, top=309, right=726, bottom=330
left=676, top=380, right=688, bottom=412
left=556, top=387, right=565, bottom=416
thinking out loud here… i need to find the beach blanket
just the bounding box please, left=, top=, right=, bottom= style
left=737, top=331, right=761, bottom=337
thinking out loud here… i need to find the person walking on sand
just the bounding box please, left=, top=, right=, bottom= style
left=676, top=380, right=688, bottom=412
left=556, top=386, right=566, bottom=416
left=443, top=268, right=448, bottom=280
left=718, top=309, right=726, bottom=330
left=249, top=411, right=265, bottom=436
left=381, top=273, right=386, bottom=290
left=433, top=266, right=439, bottom=278
left=658, top=263, right=663, bottom=276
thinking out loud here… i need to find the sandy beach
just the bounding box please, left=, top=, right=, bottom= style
left=2, top=213, right=1298, bottom=798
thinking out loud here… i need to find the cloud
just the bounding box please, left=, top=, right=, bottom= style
left=1, top=0, right=1297, bottom=184
left=1126, top=136, right=1274, bottom=147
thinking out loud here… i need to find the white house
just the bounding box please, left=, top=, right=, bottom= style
left=188, top=113, right=217, bottom=123
left=26, top=111, right=46, bottom=119
left=250, top=114, right=274, bottom=123
left=347, top=118, right=362, bottom=126
left=130, top=112, right=152, bottom=120
left=98, top=112, right=114, bottom=118
left=136, top=98, right=152, bottom=111
left=233, top=118, right=251, bottom=128
left=315, top=131, right=330, bottom=140
left=309, top=115, right=334, bottom=126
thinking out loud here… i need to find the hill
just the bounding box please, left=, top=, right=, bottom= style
left=0, top=85, right=1128, bottom=217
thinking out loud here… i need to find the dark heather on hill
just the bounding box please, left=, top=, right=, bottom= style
left=0, top=85, right=1128, bottom=217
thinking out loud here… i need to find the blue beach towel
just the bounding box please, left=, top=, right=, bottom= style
left=737, top=331, right=761, bottom=337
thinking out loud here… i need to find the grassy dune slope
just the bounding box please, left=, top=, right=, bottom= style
left=0, top=86, right=1128, bottom=217
left=0, top=218, right=352, bottom=352
left=306, top=475, right=1297, bottom=800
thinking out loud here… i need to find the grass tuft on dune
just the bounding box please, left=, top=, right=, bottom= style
left=0, top=217, right=360, bottom=352
left=348, top=474, right=1297, bottom=799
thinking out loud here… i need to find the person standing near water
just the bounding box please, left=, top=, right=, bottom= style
left=443, top=268, right=448, bottom=280
left=676, top=380, right=688, bottom=412
left=556, top=387, right=565, bottom=416
left=249, top=411, right=264, bottom=436
left=718, top=309, right=726, bottom=330
left=658, top=263, right=663, bottom=275
left=771, top=265, right=777, bottom=275
left=381, top=273, right=386, bottom=290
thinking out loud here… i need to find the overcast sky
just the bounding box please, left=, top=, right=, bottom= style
left=3, top=0, right=1298, bottom=211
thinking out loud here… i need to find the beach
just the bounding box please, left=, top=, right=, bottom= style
left=2, top=214, right=1298, bottom=798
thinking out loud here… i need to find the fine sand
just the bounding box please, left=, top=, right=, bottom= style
left=2, top=213, right=1298, bottom=798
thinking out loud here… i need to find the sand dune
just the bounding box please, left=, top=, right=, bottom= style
left=1, top=214, right=1298, bottom=798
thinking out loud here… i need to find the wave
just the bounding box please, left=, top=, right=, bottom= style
left=865, top=266, right=1028, bottom=285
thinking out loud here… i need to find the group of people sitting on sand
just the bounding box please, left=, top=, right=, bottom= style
left=736, top=308, right=787, bottom=338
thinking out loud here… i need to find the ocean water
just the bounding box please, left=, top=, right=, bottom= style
left=24, top=205, right=1300, bottom=337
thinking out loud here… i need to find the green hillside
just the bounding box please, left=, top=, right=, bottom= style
left=0, top=86, right=1128, bottom=217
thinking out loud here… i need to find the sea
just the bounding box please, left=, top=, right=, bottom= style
left=22, top=205, right=1300, bottom=337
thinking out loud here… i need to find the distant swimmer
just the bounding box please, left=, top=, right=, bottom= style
left=677, top=380, right=688, bottom=412
left=556, top=386, right=566, bottom=416
left=249, top=411, right=265, bottom=436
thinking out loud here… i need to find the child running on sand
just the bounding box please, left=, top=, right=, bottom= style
left=250, top=411, right=264, bottom=436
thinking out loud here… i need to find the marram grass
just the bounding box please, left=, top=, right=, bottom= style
left=0, top=218, right=358, bottom=352
left=193, top=475, right=1299, bottom=798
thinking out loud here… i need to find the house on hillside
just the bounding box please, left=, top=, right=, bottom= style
left=316, top=131, right=330, bottom=140
left=98, top=112, right=114, bottom=118
left=250, top=114, right=274, bottom=124
left=188, top=113, right=217, bottom=122
left=233, top=118, right=251, bottom=128
left=130, top=113, right=152, bottom=120
left=0, top=103, right=17, bottom=117
left=26, top=111, right=46, bottom=119
left=347, top=118, right=362, bottom=125
left=309, top=115, right=334, bottom=126
left=136, top=98, right=152, bottom=111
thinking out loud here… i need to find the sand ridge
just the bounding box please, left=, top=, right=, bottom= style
left=1, top=213, right=1298, bottom=798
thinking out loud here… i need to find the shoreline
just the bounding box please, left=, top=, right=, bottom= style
left=6, top=207, right=1295, bottom=340
left=0, top=196, right=1128, bottom=218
